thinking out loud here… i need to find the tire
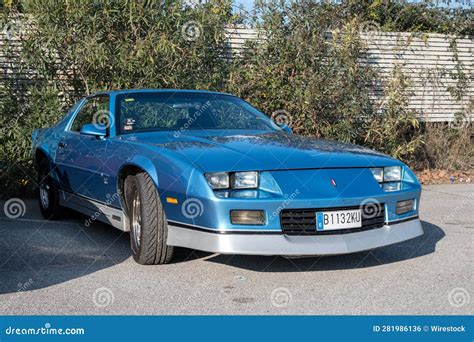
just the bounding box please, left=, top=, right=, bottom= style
left=124, top=172, right=174, bottom=265
left=38, top=161, right=62, bottom=220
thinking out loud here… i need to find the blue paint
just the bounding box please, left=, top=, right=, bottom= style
left=32, top=89, right=421, bottom=232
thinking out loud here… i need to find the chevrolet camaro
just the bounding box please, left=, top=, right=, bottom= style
left=32, top=89, right=423, bottom=264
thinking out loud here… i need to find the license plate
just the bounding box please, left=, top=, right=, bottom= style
left=316, top=209, right=362, bottom=231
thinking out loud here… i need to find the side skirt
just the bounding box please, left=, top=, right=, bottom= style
left=58, top=190, right=129, bottom=231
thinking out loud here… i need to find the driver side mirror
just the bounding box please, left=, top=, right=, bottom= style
left=280, top=124, right=292, bottom=134
left=80, top=123, right=107, bottom=139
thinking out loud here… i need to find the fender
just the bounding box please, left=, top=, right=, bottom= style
left=122, top=155, right=160, bottom=187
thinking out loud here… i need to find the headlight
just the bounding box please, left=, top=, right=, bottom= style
left=232, top=171, right=259, bottom=189
left=205, top=172, right=229, bottom=189
left=370, top=168, right=384, bottom=183
left=205, top=171, right=260, bottom=190
left=384, top=166, right=402, bottom=182
left=371, top=166, right=402, bottom=183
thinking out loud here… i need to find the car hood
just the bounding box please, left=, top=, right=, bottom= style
left=121, top=131, right=401, bottom=172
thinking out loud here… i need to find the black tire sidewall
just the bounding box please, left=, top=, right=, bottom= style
left=125, top=173, right=173, bottom=265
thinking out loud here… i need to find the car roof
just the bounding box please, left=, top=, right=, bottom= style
left=91, top=89, right=235, bottom=97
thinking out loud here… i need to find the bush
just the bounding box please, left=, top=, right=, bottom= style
left=416, top=123, right=473, bottom=171
left=20, top=0, right=234, bottom=98
left=0, top=83, right=63, bottom=196
left=0, top=1, right=471, bottom=197
left=227, top=1, right=423, bottom=163
left=1, top=0, right=235, bottom=197
left=363, top=65, right=423, bottom=164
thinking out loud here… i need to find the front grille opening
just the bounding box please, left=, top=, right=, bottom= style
left=280, top=204, right=385, bottom=235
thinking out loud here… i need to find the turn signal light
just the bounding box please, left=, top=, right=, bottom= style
left=396, top=199, right=414, bottom=215
left=230, top=210, right=265, bottom=225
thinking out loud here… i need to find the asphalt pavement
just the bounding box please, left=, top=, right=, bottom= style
left=0, top=184, right=472, bottom=314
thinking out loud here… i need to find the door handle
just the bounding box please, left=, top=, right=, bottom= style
left=58, top=142, right=67, bottom=148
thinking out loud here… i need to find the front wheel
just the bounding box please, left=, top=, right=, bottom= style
left=125, top=172, right=174, bottom=265
left=38, top=161, right=62, bottom=220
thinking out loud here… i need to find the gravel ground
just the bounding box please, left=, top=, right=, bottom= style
left=0, top=184, right=472, bottom=315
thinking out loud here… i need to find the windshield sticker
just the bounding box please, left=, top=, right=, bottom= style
left=123, top=118, right=135, bottom=131
left=125, top=98, right=135, bottom=102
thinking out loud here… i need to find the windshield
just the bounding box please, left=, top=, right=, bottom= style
left=116, top=92, right=281, bottom=134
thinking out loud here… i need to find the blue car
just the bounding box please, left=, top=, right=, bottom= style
left=32, top=89, right=423, bottom=264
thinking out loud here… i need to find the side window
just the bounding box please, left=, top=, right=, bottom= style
left=70, top=96, right=110, bottom=132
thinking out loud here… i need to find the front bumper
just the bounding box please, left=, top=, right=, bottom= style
left=167, top=217, right=423, bottom=256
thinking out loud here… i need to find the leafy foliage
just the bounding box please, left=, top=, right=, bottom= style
left=20, top=0, right=234, bottom=103
left=0, top=83, right=63, bottom=195
left=363, top=65, right=423, bottom=162
left=338, top=0, right=473, bottom=36
left=418, top=123, right=473, bottom=170
left=0, top=0, right=472, bottom=197
left=1, top=0, right=235, bottom=196
left=227, top=1, right=423, bottom=162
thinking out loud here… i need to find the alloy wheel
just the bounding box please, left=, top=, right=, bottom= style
left=131, top=190, right=142, bottom=247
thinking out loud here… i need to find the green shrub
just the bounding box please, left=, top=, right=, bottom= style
left=0, top=83, right=63, bottom=196
left=363, top=65, right=424, bottom=164
left=1, top=0, right=235, bottom=197
left=19, top=0, right=234, bottom=98
left=227, top=1, right=423, bottom=163
left=0, top=0, right=471, bottom=197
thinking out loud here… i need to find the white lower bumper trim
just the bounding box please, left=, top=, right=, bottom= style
left=167, top=219, right=424, bottom=256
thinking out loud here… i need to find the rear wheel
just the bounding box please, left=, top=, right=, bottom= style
left=125, top=172, right=174, bottom=265
left=38, top=161, right=62, bottom=220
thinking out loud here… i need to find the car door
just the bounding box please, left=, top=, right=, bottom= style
left=54, top=95, right=113, bottom=203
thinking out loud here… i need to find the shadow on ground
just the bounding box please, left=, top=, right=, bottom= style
left=0, top=215, right=443, bottom=294
left=0, top=207, right=208, bottom=295
left=0, top=212, right=130, bottom=295
left=205, top=221, right=444, bottom=272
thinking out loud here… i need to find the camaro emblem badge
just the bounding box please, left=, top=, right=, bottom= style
left=330, top=179, right=337, bottom=188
